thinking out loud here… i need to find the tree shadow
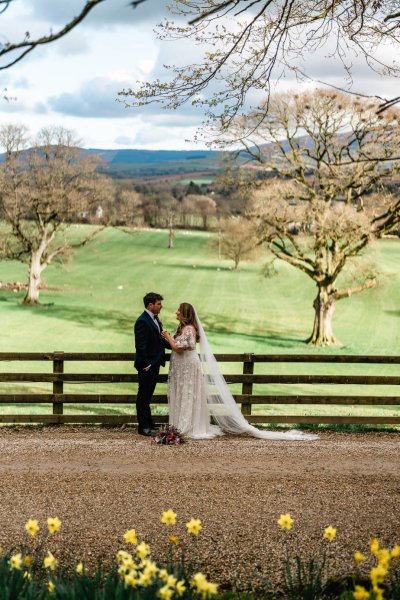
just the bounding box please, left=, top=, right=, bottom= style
left=20, top=303, right=133, bottom=336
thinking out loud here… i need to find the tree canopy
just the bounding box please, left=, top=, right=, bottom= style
left=122, top=0, right=400, bottom=127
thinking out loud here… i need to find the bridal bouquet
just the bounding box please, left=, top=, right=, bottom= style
left=153, top=425, right=186, bottom=445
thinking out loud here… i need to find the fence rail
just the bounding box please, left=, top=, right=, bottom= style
left=0, top=352, right=399, bottom=425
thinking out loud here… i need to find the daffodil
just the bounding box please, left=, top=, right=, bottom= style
left=169, top=534, right=179, bottom=545
left=25, top=519, right=39, bottom=538
left=176, top=580, right=186, bottom=596
left=370, top=538, right=380, bottom=555
left=391, top=545, right=400, bottom=558
left=277, top=514, right=294, bottom=530
left=48, top=581, right=55, bottom=593
left=9, top=553, right=23, bottom=570
left=24, top=555, right=33, bottom=568
left=353, top=585, right=370, bottom=600
left=192, top=572, right=208, bottom=591
left=158, top=568, right=169, bottom=583
left=373, top=586, right=384, bottom=600
left=323, top=525, right=337, bottom=541
left=204, top=581, right=218, bottom=596
left=23, top=571, right=32, bottom=580
left=166, top=574, right=177, bottom=588
left=354, top=551, right=367, bottom=563
left=377, top=548, right=391, bottom=568
left=138, top=571, right=152, bottom=586
left=142, top=559, right=158, bottom=577
left=161, top=509, right=177, bottom=526
left=370, top=564, right=387, bottom=586
left=136, top=542, right=150, bottom=560
left=124, top=573, right=138, bottom=587
left=117, top=550, right=132, bottom=562
left=47, top=517, right=62, bottom=534
left=123, top=529, right=138, bottom=545
left=43, top=551, right=58, bottom=571
left=186, top=517, right=202, bottom=535
left=158, top=585, right=173, bottom=599
left=76, top=562, right=83, bottom=574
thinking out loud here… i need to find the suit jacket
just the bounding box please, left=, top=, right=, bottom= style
left=134, top=311, right=170, bottom=371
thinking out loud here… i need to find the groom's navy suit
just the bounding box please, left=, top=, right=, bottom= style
left=134, top=311, right=170, bottom=431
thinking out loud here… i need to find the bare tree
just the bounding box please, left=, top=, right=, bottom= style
left=184, top=194, right=217, bottom=229
left=0, top=124, right=113, bottom=304
left=0, top=0, right=148, bottom=70
left=209, top=216, right=260, bottom=269
left=122, top=0, right=400, bottom=128
left=234, top=90, right=400, bottom=345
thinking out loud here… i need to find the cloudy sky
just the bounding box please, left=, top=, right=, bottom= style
left=0, top=0, right=398, bottom=150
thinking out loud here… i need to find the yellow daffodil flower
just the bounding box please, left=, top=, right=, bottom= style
left=124, top=573, right=138, bottom=587
left=370, top=564, right=387, bottom=585
left=138, top=571, right=152, bottom=586
left=377, top=548, right=391, bottom=568
left=47, top=517, right=62, bottom=534
left=204, top=581, right=218, bottom=596
left=373, top=586, right=384, bottom=600
left=370, top=538, right=380, bottom=555
left=24, top=555, right=33, bottom=568
left=323, top=525, right=337, bottom=541
left=391, top=545, right=400, bottom=558
left=136, top=541, right=151, bottom=560
left=116, top=550, right=132, bottom=563
left=353, top=585, right=370, bottom=600
left=43, top=551, right=58, bottom=571
left=192, top=572, right=208, bottom=591
left=142, top=560, right=158, bottom=578
left=169, top=534, right=180, bottom=545
left=277, top=514, right=294, bottom=530
left=176, top=580, right=186, bottom=596
left=9, top=553, right=23, bottom=570
left=166, top=574, right=177, bottom=588
left=158, top=585, right=173, bottom=599
left=76, top=562, right=83, bottom=574
left=161, top=509, right=177, bottom=526
left=123, top=529, right=138, bottom=545
left=48, top=581, right=55, bottom=593
left=186, top=518, right=202, bottom=535
left=24, top=519, right=39, bottom=538
left=354, top=551, right=367, bottom=563
left=158, top=568, right=169, bottom=583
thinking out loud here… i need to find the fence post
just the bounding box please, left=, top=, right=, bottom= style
left=53, top=352, right=64, bottom=419
left=241, top=353, right=254, bottom=416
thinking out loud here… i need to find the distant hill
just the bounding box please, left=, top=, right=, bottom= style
left=83, top=148, right=223, bottom=179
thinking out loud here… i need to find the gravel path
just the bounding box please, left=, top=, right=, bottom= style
left=0, top=427, right=398, bottom=588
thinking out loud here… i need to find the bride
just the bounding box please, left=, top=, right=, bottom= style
left=161, top=303, right=318, bottom=441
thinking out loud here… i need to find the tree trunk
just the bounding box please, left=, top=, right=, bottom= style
left=306, top=285, right=338, bottom=346
left=23, top=251, right=42, bottom=304
left=168, top=226, right=174, bottom=249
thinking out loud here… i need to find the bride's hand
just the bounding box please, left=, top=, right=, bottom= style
left=162, top=330, right=171, bottom=340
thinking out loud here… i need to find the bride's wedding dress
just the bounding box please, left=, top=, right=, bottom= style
left=168, top=309, right=319, bottom=441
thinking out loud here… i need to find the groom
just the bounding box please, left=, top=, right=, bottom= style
left=134, top=292, right=170, bottom=436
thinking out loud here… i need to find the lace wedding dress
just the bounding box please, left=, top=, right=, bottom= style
left=168, top=311, right=319, bottom=441
left=168, top=325, right=223, bottom=439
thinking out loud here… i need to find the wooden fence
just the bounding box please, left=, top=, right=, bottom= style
left=0, top=352, right=399, bottom=425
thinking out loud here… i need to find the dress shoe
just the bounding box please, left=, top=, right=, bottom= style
left=138, top=428, right=156, bottom=437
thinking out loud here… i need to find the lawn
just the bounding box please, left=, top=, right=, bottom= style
left=0, top=227, right=399, bottom=422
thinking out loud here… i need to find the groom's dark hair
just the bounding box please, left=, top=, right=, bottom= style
left=143, top=292, right=163, bottom=307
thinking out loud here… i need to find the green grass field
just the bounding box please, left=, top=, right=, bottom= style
left=0, top=227, right=399, bottom=423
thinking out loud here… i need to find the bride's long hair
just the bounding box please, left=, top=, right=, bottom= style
left=175, top=302, right=200, bottom=341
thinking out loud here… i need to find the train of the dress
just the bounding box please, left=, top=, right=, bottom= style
left=194, top=308, right=319, bottom=442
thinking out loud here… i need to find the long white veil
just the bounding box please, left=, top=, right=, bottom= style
left=194, top=308, right=319, bottom=441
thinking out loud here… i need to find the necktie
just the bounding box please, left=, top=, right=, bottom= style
left=154, top=315, right=161, bottom=332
